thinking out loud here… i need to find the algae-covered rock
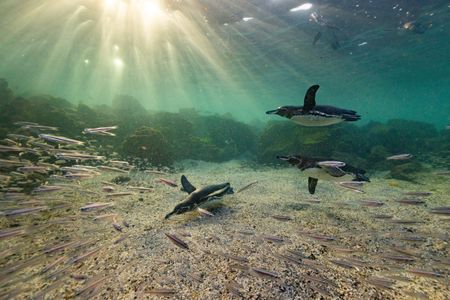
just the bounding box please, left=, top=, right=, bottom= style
left=365, top=119, right=438, bottom=154
left=257, top=121, right=335, bottom=164
left=149, top=112, right=196, bottom=160
left=367, top=145, right=390, bottom=169
left=257, top=121, right=298, bottom=164
left=389, top=161, right=424, bottom=182
left=0, top=78, right=13, bottom=105
left=198, top=114, right=258, bottom=161
left=121, top=127, right=173, bottom=166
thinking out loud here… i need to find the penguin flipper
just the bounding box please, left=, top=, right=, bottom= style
left=308, top=177, right=318, bottom=194
left=322, top=166, right=346, bottom=177
left=181, top=175, right=196, bottom=194
left=303, top=85, right=319, bottom=111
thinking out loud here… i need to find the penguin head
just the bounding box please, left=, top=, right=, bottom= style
left=355, top=173, right=370, bottom=182
left=266, top=106, right=294, bottom=118
left=277, top=155, right=305, bottom=167
left=165, top=203, right=191, bottom=219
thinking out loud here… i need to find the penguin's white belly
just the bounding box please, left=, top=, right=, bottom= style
left=291, top=115, right=343, bottom=126
left=302, top=168, right=354, bottom=182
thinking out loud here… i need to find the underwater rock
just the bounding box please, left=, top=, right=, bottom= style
left=366, top=120, right=437, bottom=155
left=0, top=78, right=13, bottom=105
left=149, top=112, right=196, bottom=161
left=257, top=122, right=297, bottom=164
left=195, top=114, right=257, bottom=161
left=112, top=95, right=146, bottom=117
left=367, top=145, right=390, bottom=169
left=0, top=93, right=83, bottom=139
left=258, top=122, right=338, bottom=164
left=389, top=161, right=424, bottom=182
left=121, top=127, right=173, bottom=166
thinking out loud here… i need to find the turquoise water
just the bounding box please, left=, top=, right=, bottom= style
left=0, top=1, right=449, bottom=126
left=0, top=1, right=449, bottom=299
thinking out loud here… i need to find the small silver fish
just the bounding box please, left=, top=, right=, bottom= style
left=105, top=192, right=133, bottom=198
left=7, top=134, right=31, bottom=141
left=112, top=223, right=123, bottom=232
left=360, top=199, right=384, bottom=207
left=251, top=268, right=278, bottom=279
left=33, top=185, right=63, bottom=193
left=272, top=215, right=292, bottom=221
left=0, top=145, right=24, bottom=152
left=64, top=173, right=94, bottom=180
left=403, top=191, right=432, bottom=197
left=158, top=178, right=177, bottom=187
left=1, top=138, right=19, bottom=146
left=146, top=289, right=176, bottom=296
left=386, top=153, right=413, bottom=160
left=337, top=181, right=365, bottom=193
left=126, top=186, right=152, bottom=192
left=429, top=206, right=450, bottom=215
left=396, top=198, right=425, bottom=205
left=236, top=180, right=258, bottom=193
left=197, top=207, right=214, bottom=217
left=17, top=166, right=49, bottom=174
left=93, top=213, right=118, bottom=221
left=55, top=152, right=104, bottom=161
left=407, top=269, right=443, bottom=278
left=80, top=202, right=114, bottom=212
left=0, top=159, right=27, bottom=167
left=165, top=233, right=189, bottom=250
left=366, top=276, right=394, bottom=290
left=102, top=186, right=115, bottom=193
left=109, top=160, right=129, bottom=168
left=144, top=170, right=168, bottom=175
left=39, top=134, right=84, bottom=145
left=83, top=126, right=117, bottom=136
left=75, top=275, right=108, bottom=296
left=113, top=234, right=128, bottom=244
left=435, top=171, right=450, bottom=176
left=61, top=166, right=100, bottom=174
left=43, top=240, right=79, bottom=254
left=3, top=206, right=48, bottom=217
left=97, top=166, right=128, bottom=173
left=14, top=121, right=38, bottom=126
left=69, top=246, right=103, bottom=265
left=22, top=124, right=58, bottom=131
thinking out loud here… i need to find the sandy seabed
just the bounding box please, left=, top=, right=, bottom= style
left=0, top=160, right=449, bottom=299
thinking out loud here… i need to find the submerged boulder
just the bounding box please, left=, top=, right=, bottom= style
left=389, top=161, right=424, bottom=182
left=121, top=127, right=173, bottom=166
left=0, top=78, right=13, bottom=104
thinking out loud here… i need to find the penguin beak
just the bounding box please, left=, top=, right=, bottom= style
left=165, top=210, right=175, bottom=219
left=266, top=109, right=279, bottom=115
left=356, top=174, right=370, bottom=182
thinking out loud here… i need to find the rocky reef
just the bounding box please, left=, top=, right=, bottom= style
left=0, top=78, right=448, bottom=179
left=121, top=127, right=173, bottom=166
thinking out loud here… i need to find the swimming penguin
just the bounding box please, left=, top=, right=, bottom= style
left=277, top=155, right=369, bottom=194
left=266, top=85, right=361, bottom=126
left=165, top=175, right=234, bottom=219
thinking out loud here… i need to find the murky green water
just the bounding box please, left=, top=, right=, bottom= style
left=1, top=1, right=450, bottom=125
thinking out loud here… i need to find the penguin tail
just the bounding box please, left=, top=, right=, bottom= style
left=342, top=114, right=361, bottom=122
